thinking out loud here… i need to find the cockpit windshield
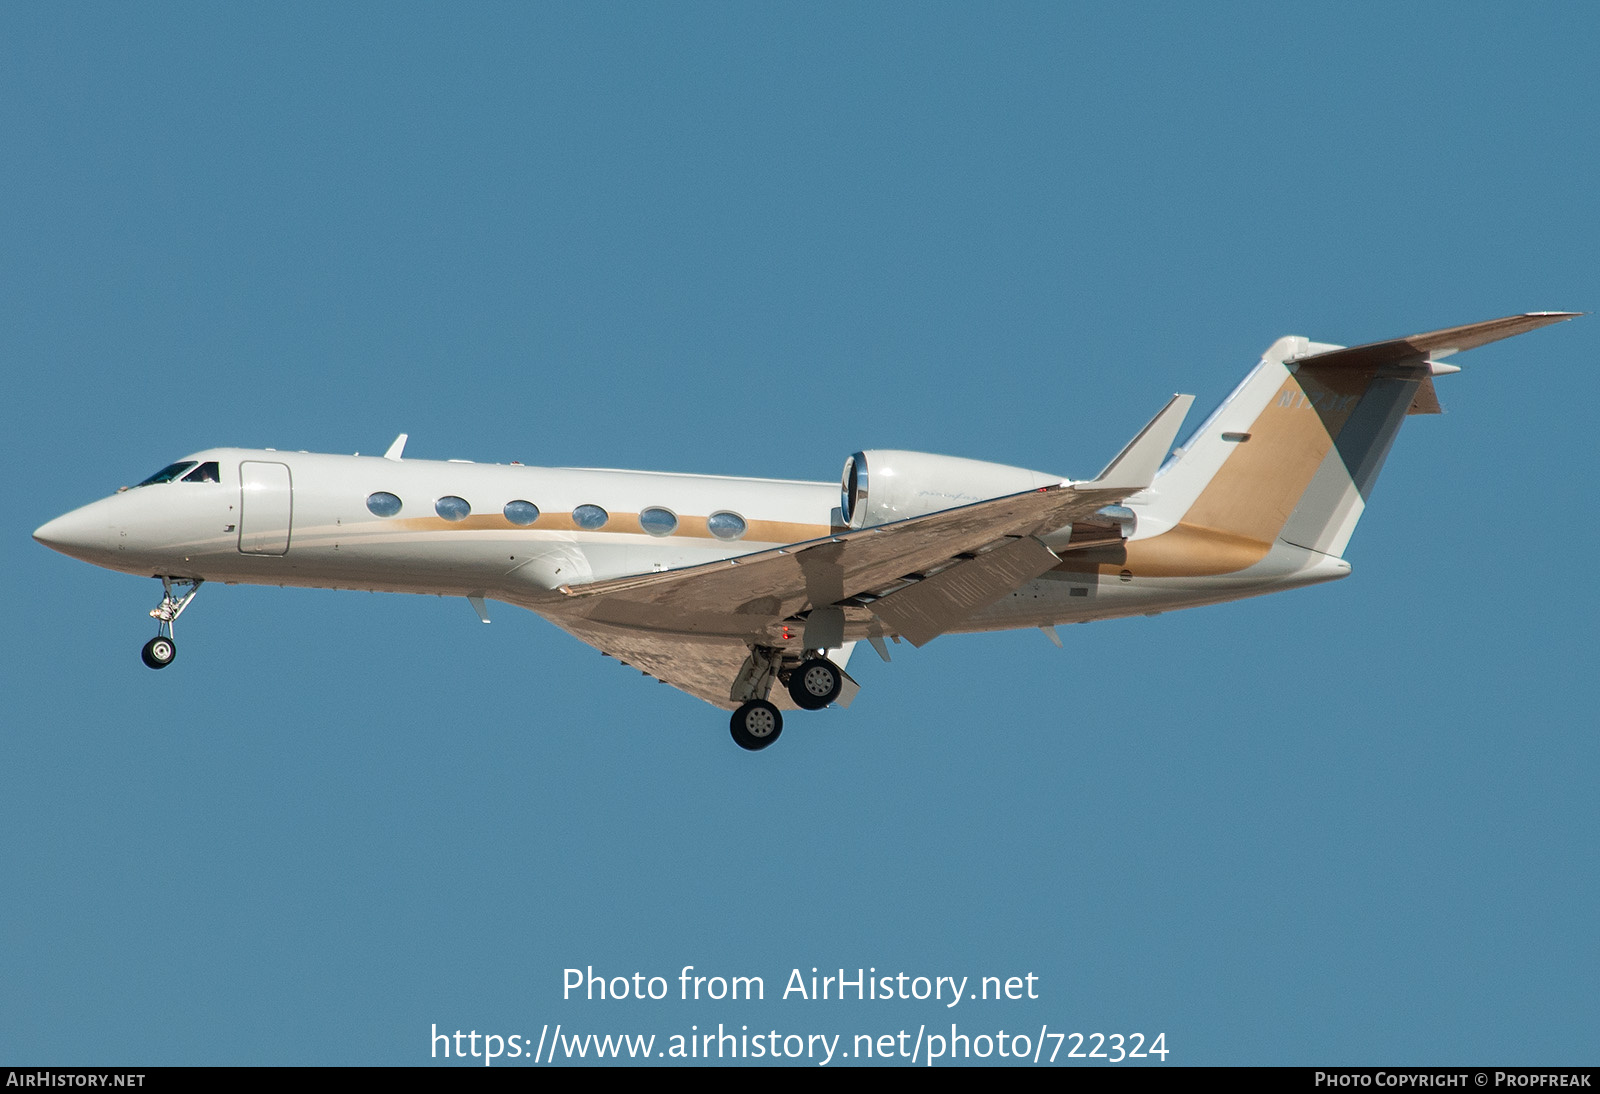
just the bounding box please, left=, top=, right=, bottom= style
left=135, top=462, right=198, bottom=487
left=133, top=460, right=219, bottom=487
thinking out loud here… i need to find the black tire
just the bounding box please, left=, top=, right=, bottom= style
left=141, top=636, right=176, bottom=670
left=730, top=700, right=783, bottom=751
left=787, top=658, right=842, bottom=710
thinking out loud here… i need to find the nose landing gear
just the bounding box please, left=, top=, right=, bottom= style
left=141, top=577, right=202, bottom=670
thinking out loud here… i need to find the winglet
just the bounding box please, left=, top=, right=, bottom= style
left=1082, top=393, right=1194, bottom=491
left=384, top=433, right=408, bottom=461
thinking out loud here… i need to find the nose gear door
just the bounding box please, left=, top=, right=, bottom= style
left=238, top=461, right=292, bottom=555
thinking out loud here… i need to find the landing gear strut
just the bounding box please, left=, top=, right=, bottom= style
left=142, top=577, right=201, bottom=670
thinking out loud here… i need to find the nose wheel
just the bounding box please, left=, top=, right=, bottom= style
left=141, top=635, right=176, bottom=669
left=141, top=576, right=201, bottom=670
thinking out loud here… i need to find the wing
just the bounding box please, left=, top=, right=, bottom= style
left=538, top=614, right=865, bottom=711
left=539, top=616, right=790, bottom=710
left=531, top=395, right=1193, bottom=707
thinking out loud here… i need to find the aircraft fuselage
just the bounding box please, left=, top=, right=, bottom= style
left=34, top=446, right=1344, bottom=633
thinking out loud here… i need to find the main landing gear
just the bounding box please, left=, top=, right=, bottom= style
left=727, top=647, right=848, bottom=751
left=730, top=700, right=783, bottom=751
left=141, top=577, right=201, bottom=670
left=787, top=657, right=843, bottom=710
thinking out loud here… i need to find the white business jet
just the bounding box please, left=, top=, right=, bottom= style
left=34, top=313, right=1575, bottom=750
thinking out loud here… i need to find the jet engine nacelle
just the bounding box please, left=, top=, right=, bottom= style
left=840, top=450, right=1062, bottom=529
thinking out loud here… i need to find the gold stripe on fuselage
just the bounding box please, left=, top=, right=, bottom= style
left=394, top=511, right=829, bottom=544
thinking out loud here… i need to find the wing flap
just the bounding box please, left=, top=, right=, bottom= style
left=868, top=535, right=1062, bottom=647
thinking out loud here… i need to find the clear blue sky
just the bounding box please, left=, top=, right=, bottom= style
left=4, top=2, right=1596, bottom=1066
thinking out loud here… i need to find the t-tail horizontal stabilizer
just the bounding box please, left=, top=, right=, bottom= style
left=1285, top=311, right=1581, bottom=371
left=1081, top=393, right=1195, bottom=491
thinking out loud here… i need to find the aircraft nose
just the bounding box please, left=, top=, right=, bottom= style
left=33, top=504, right=114, bottom=562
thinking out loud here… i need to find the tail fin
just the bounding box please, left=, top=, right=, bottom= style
left=1144, top=312, right=1577, bottom=560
